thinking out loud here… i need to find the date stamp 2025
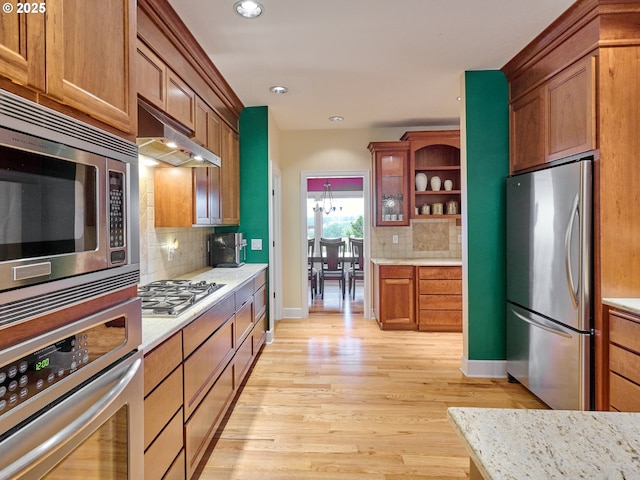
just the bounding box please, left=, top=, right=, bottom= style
left=2, top=2, right=46, bottom=14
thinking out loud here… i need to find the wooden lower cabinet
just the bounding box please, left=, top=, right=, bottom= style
left=143, top=268, right=268, bottom=479
left=374, top=265, right=416, bottom=330
left=609, top=308, right=640, bottom=412
left=418, top=266, right=462, bottom=332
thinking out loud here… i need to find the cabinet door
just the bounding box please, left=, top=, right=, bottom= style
left=369, top=142, right=410, bottom=226
left=510, top=86, right=545, bottom=173
left=380, top=277, right=415, bottom=329
left=207, top=110, right=223, bottom=157
left=0, top=11, right=45, bottom=90
left=193, top=167, right=221, bottom=225
left=136, top=40, right=166, bottom=110
left=221, top=125, right=240, bottom=225
left=166, top=70, right=195, bottom=131
left=45, top=0, right=135, bottom=133
left=193, top=96, right=209, bottom=147
left=154, top=168, right=194, bottom=227
left=546, top=56, right=596, bottom=162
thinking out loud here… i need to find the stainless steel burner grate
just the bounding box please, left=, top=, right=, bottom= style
left=138, top=280, right=224, bottom=316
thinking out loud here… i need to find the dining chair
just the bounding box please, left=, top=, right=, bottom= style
left=348, top=237, right=364, bottom=299
left=308, top=238, right=318, bottom=298
left=319, top=237, right=346, bottom=299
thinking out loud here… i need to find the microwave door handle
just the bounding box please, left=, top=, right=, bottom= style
left=564, top=195, right=580, bottom=309
left=2, top=357, right=142, bottom=480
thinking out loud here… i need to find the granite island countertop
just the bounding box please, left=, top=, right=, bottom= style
left=141, top=263, right=268, bottom=352
left=603, top=298, right=640, bottom=316
left=371, top=257, right=462, bottom=266
left=447, top=407, right=640, bottom=479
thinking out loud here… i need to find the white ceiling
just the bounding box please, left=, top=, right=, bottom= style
left=167, top=0, right=575, bottom=131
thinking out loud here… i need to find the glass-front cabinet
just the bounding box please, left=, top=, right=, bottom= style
left=368, top=141, right=410, bottom=226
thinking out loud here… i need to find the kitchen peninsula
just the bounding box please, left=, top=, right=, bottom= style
left=448, top=407, right=640, bottom=479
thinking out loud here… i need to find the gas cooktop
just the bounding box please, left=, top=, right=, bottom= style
left=138, top=279, right=225, bottom=317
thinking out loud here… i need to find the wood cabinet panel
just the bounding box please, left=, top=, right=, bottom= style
left=369, top=142, right=411, bottom=226
left=183, top=319, right=234, bottom=419
left=208, top=110, right=223, bottom=157
left=510, top=87, right=545, bottom=173
left=136, top=40, right=166, bottom=110
left=144, top=408, right=183, bottom=480
left=418, top=310, right=462, bottom=332
left=193, top=95, right=209, bottom=147
left=221, top=125, right=240, bottom=225
left=193, top=166, right=221, bottom=226
left=379, top=277, right=415, bottom=329
left=380, top=265, right=414, bottom=279
left=235, top=300, right=254, bottom=347
left=45, top=0, right=135, bottom=133
left=154, top=168, right=194, bottom=227
left=236, top=281, right=255, bottom=309
left=419, top=279, right=462, bottom=295
left=254, top=284, right=267, bottom=321
left=610, top=372, right=640, bottom=412
left=183, top=293, right=235, bottom=358
left=418, top=266, right=461, bottom=280
left=253, top=311, right=267, bottom=354
left=0, top=12, right=45, bottom=91
left=235, top=333, right=255, bottom=387
left=163, top=450, right=185, bottom=480
left=166, top=70, right=195, bottom=131
left=144, top=366, right=183, bottom=450
left=546, top=56, right=596, bottom=162
left=419, top=294, right=462, bottom=310
left=185, top=361, right=234, bottom=479
left=144, top=332, right=182, bottom=397
left=610, top=311, right=640, bottom=354
left=609, top=344, right=640, bottom=386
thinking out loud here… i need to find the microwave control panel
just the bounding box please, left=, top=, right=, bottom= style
left=108, top=170, right=126, bottom=264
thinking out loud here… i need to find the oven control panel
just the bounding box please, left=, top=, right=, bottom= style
left=0, top=321, right=125, bottom=416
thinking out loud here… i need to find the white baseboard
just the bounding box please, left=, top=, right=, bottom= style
left=282, top=307, right=303, bottom=319
left=460, top=356, right=507, bottom=378
left=266, top=330, right=275, bottom=344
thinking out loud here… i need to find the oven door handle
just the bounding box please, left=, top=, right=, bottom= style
left=2, top=356, right=142, bottom=479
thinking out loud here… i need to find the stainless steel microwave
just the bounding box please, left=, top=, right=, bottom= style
left=0, top=89, right=139, bottom=294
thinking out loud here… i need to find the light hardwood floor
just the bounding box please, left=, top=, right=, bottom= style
left=196, top=312, right=546, bottom=480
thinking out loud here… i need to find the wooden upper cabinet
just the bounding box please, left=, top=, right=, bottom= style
left=546, top=56, right=596, bottom=162
left=221, top=125, right=240, bottom=225
left=45, top=0, right=136, bottom=133
left=207, top=110, right=222, bottom=157
left=0, top=11, right=45, bottom=91
left=193, top=96, right=209, bottom=147
left=136, top=40, right=166, bottom=110
left=194, top=167, right=221, bottom=226
left=369, top=141, right=411, bottom=226
left=166, top=70, right=195, bottom=131
left=510, top=87, right=545, bottom=173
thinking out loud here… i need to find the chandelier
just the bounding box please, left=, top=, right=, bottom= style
left=322, top=180, right=334, bottom=214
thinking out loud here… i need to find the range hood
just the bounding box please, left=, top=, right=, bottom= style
left=137, top=104, right=221, bottom=167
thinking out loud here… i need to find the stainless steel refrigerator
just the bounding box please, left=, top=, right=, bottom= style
left=506, top=156, right=593, bottom=410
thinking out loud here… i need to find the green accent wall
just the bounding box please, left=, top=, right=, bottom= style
left=237, top=106, right=270, bottom=264
left=465, top=71, right=510, bottom=360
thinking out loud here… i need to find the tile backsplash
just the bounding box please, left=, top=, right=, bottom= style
left=138, top=164, right=213, bottom=285
left=370, top=219, right=461, bottom=259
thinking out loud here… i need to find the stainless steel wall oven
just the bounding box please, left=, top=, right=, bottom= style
left=0, top=89, right=143, bottom=478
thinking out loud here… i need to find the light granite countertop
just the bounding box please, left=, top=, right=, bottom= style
left=448, top=407, right=640, bottom=479
left=371, top=257, right=462, bottom=266
left=141, top=263, right=268, bottom=352
left=603, top=298, right=640, bottom=316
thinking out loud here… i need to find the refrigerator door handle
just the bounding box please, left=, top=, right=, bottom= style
left=564, top=195, right=580, bottom=309
left=512, top=308, right=572, bottom=339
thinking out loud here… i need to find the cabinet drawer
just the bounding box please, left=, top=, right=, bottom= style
left=183, top=293, right=235, bottom=357
left=144, top=408, right=183, bottom=480
left=235, top=332, right=254, bottom=387
left=183, top=319, right=234, bottom=419
left=418, top=279, right=461, bottom=295
left=254, top=269, right=267, bottom=291
left=610, top=311, right=640, bottom=354
left=185, top=361, right=234, bottom=479
left=163, top=449, right=185, bottom=480
left=144, top=332, right=182, bottom=397
left=253, top=311, right=267, bottom=353
left=236, top=280, right=255, bottom=309
left=379, top=265, right=414, bottom=279
left=235, top=299, right=254, bottom=346
left=418, top=266, right=461, bottom=280
left=609, top=344, right=640, bottom=386
left=418, top=310, right=462, bottom=332
left=419, top=295, right=462, bottom=310
left=610, top=372, right=640, bottom=412
left=254, top=284, right=267, bottom=321
left=144, top=366, right=183, bottom=450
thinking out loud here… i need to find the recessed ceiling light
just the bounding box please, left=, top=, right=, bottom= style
left=270, top=86, right=288, bottom=94
left=166, top=141, right=178, bottom=149
left=234, top=1, right=263, bottom=18
left=329, top=116, right=344, bottom=122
